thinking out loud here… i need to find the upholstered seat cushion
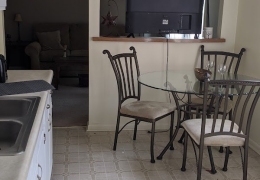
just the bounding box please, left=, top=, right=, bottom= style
left=181, top=119, right=244, bottom=147
left=191, top=97, right=233, bottom=112
left=120, top=101, right=176, bottom=120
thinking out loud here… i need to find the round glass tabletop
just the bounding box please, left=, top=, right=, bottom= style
left=138, top=70, right=259, bottom=95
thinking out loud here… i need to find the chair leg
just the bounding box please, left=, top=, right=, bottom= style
left=113, top=114, right=121, bottom=151
left=150, top=122, right=156, bottom=163
left=133, top=119, right=138, bottom=140
left=181, top=131, right=188, bottom=171
left=223, top=147, right=230, bottom=171
left=178, top=132, right=185, bottom=144
left=197, top=145, right=204, bottom=180
left=170, top=113, right=175, bottom=150
left=243, top=146, right=249, bottom=180
left=207, top=146, right=217, bottom=174
left=219, top=145, right=232, bottom=154
left=219, top=146, right=224, bottom=153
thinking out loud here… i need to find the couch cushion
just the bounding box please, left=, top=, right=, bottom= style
left=70, top=24, right=88, bottom=50
left=36, top=31, right=64, bottom=51
left=33, top=23, right=70, bottom=48
left=40, top=50, right=68, bottom=62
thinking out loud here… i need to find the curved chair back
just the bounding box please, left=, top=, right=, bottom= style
left=200, top=45, right=246, bottom=76
left=103, top=46, right=141, bottom=105
left=201, top=79, right=260, bottom=143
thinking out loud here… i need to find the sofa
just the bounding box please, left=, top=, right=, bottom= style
left=25, top=23, right=88, bottom=76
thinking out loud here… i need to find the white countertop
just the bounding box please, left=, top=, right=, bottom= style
left=0, top=70, right=53, bottom=180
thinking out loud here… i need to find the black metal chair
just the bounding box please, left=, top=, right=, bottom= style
left=195, top=45, right=246, bottom=152
left=179, top=45, right=246, bottom=154
left=181, top=78, right=260, bottom=180
left=103, top=46, right=176, bottom=163
left=190, top=45, right=246, bottom=121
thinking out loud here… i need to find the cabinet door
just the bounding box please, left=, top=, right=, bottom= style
left=27, top=132, right=41, bottom=180
left=45, top=92, right=53, bottom=179
left=36, top=129, right=46, bottom=180
left=27, top=92, right=53, bottom=180
left=27, top=113, right=45, bottom=180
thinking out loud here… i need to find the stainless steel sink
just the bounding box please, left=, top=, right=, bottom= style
left=0, top=96, right=40, bottom=155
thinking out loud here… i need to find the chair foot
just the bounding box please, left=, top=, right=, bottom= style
left=178, top=139, right=183, bottom=144
left=170, top=146, right=174, bottom=150
left=150, top=159, right=155, bottom=163
left=206, top=169, right=217, bottom=174
left=219, top=147, right=232, bottom=154
left=157, top=156, right=162, bottom=160
left=222, top=167, right=228, bottom=172
left=181, top=167, right=186, bottom=171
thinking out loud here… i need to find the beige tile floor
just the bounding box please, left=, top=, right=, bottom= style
left=51, top=127, right=260, bottom=180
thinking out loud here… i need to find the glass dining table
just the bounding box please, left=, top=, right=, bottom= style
left=138, top=70, right=260, bottom=160
left=138, top=70, right=259, bottom=96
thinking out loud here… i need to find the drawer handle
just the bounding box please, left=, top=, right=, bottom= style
left=46, top=104, right=50, bottom=109
left=37, top=164, right=42, bottom=180
left=48, top=122, right=52, bottom=132
left=44, top=133, right=46, bottom=144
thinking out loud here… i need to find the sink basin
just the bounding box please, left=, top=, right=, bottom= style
left=0, top=96, right=40, bottom=155
left=0, top=99, right=32, bottom=118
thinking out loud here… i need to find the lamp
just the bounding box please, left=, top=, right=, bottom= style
left=14, top=13, right=22, bottom=42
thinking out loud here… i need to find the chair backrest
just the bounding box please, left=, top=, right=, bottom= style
left=200, top=45, right=246, bottom=75
left=201, top=79, right=260, bottom=144
left=103, top=46, right=141, bottom=105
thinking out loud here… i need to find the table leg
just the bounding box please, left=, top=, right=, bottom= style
left=157, top=94, right=192, bottom=160
left=178, top=94, right=192, bottom=144
left=157, top=122, right=181, bottom=160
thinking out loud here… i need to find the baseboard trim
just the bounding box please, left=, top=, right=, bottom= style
left=249, top=138, right=260, bottom=155
left=87, top=123, right=170, bottom=131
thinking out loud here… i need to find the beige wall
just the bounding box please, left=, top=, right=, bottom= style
left=235, top=0, right=260, bottom=154
left=88, top=0, right=239, bottom=131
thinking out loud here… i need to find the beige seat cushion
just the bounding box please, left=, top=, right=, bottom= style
left=191, top=97, right=233, bottom=113
left=120, top=101, right=176, bottom=120
left=181, top=119, right=245, bottom=147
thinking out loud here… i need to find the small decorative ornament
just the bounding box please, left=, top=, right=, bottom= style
left=100, top=0, right=120, bottom=37
left=101, top=11, right=118, bottom=27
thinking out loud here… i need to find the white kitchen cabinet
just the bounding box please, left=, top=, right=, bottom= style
left=45, top=92, right=53, bottom=180
left=27, top=91, right=53, bottom=180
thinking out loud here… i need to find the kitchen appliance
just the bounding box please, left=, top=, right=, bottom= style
left=0, top=54, right=7, bottom=83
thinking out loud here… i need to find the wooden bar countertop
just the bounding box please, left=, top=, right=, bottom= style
left=92, top=36, right=226, bottom=43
